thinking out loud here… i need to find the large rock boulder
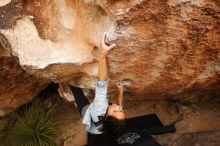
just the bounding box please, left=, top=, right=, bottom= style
left=0, top=0, right=219, bottom=115
left=0, top=33, right=49, bottom=116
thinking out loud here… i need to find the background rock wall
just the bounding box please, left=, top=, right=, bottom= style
left=0, top=0, right=219, bottom=115
left=0, top=33, right=49, bottom=116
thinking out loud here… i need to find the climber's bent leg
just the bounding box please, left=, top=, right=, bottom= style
left=69, top=86, right=90, bottom=116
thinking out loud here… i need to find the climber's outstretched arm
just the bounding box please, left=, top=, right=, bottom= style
left=88, top=33, right=116, bottom=124
left=116, top=82, right=124, bottom=106
left=98, top=33, right=116, bottom=81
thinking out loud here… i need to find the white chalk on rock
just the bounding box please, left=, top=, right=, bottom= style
left=106, top=23, right=118, bottom=42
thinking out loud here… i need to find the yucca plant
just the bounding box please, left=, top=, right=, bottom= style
left=8, top=99, right=60, bottom=146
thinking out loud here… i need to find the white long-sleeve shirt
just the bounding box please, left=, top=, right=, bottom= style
left=81, top=80, right=109, bottom=134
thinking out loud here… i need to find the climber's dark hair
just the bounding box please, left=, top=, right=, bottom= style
left=85, top=110, right=126, bottom=146
left=102, top=115, right=126, bottom=143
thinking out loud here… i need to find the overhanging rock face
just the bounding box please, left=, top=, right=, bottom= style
left=0, top=33, right=49, bottom=116
left=0, top=0, right=219, bottom=115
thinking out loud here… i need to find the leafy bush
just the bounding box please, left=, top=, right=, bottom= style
left=8, top=100, right=60, bottom=146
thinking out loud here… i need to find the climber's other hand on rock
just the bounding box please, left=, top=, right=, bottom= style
left=116, top=81, right=124, bottom=92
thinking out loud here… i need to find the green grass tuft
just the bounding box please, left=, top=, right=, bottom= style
left=7, top=99, right=60, bottom=146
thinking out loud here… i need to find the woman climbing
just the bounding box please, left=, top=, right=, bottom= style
left=58, top=33, right=162, bottom=146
